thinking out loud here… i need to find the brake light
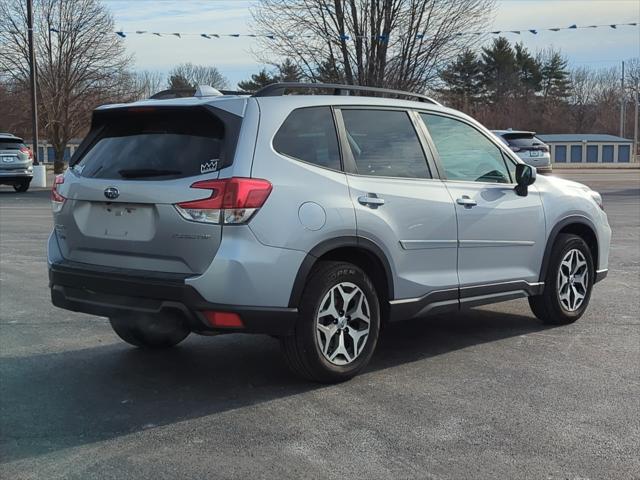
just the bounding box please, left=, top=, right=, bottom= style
left=19, top=146, right=33, bottom=160
left=175, top=177, right=272, bottom=224
left=51, top=175, right=66, bottom=213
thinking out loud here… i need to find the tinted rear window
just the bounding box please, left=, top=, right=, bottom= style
left=501, top=134, right=544, bottom=148
left=0, top=138, right=25, bottom=150
left=72, top=109, right=227, bottom=180
left=273, top=107, right=341, bottom=170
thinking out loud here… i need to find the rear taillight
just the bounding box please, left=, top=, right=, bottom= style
left=51, top=175, right=66, bottom=213
left=175, top=177, right=272, bottom=225
left=19, top=146, right=33, bottom=160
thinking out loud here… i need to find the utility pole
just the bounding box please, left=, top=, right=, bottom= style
left=619, top=60, right=625, bottom=138
left=634, top=81, right=639, bottom=162
left=27, top=0, right=39, bottom=165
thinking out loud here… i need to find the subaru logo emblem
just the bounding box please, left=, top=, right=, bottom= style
left=104, top=187, right=119, bottom=200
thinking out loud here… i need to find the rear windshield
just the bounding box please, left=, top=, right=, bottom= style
left=72, top=108, right=227, bottom=180
left=0, top=138, right=25, bottom=150
left=501, top=134, right=545, bottom=148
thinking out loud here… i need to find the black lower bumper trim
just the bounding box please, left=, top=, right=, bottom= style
left=49, top=261, right=297, bottom=336
left=595, top=269, right=608, bottom=283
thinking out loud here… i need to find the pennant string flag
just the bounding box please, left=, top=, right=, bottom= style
left=31, top=21, right=638, bottom=42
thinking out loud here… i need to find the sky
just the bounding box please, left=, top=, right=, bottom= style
left=103, top=0, right=640, bottom=88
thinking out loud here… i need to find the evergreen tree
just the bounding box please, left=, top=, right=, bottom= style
left=439, top=50, right=483, bottom=110
left=237, top=58, right=301, bottom=91
left=168, top=74, right=193, bottom=90
left=514, top=42, right=542, bottom=97
left=315, top=58, right=343, bottom=83
left=277, top=58, right=301, bottom=82
left=481, top=37, right=518, bottom=102
left=237, top=69, right=279, bottom=92
left=540, top=49, right=571, bottom=102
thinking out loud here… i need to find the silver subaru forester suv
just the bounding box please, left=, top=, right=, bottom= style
left=48, top=83, right=611, bottom=383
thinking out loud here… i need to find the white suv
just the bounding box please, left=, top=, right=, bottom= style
left=48, top=83, right=611, bottom=382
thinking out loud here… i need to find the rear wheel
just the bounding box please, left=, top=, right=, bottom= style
left=13, top=179, right=30, bottom=192
left=529, top=233, right=594, bottom=325
left=109, top=312, right=190, bottom=348
left=281, top=261, right=380, bottom=383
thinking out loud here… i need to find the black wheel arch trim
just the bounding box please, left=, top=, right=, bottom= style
left=288, top=236, right=395, bottom=308
left=539, top=215, right=599, bottom=282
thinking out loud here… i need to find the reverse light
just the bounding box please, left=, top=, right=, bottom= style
left=175, top=177, right=272, bottom=224
left=51, top=175, right=66, bottom=213
left=203, top=311, right=244, bottom=328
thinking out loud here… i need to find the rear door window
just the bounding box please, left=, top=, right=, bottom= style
left=72, top=108, right=228, bottom=180
left=340, top=109, right=430, bottom=179
left=273, top=107, right=341, bottom=170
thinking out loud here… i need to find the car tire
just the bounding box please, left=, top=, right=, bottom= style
left=281, top=261, right=380, bottom=383
left=109, top=312, right=190, bottom=348
left=13, top=180, right=30, bottom=192
left=529, top=233, right=594, bottom=325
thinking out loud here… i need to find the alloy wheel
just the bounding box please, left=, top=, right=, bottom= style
left=316, top=282, right=371, bottom=366
left=557, top=248, right=589, bottom=312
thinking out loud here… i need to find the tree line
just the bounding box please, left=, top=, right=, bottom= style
left=435, top=37, right=638, bottom=136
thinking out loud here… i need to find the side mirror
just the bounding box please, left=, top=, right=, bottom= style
left=515, top=163, right=536, bottom=196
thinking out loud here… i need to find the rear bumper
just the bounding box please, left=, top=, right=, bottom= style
left=0, top=172, right=32, bottom=183
left=49, top=260, right=298, bottom=336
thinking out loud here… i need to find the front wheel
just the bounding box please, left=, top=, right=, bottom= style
left=281, top=261, right=380, bottom=383
left=109, top=313, right=190, bottom=348
left=529, top=233, right=594, bottom=325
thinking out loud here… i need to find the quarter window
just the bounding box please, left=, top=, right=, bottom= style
left=273, top=107, right=341, bottom=170
left=421, top=114, right=512, bottom=183
left=341, top=109, right=430, bottom=179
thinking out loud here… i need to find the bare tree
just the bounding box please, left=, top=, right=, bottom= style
left=134, top=70, right=167, bottom=99
left=167, top=63, right=229, bottom=89
left=251, top=0, right=495, bottom=91
left=0, top=0, right=135, bottom=172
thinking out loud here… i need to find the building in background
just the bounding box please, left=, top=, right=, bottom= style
left=24, top=139, right=82, bottom=164
left=538, top=134, right=635, bottom=164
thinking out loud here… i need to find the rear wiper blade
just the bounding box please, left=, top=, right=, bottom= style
left=118, top=168, right=182, bottom=178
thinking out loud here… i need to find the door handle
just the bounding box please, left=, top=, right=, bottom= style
left=358, top=194, right=385, bottom=208
left=456, top=195, right=477, bottom=208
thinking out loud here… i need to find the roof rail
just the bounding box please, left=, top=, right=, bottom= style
left=253, top=82, right=442, bottom=105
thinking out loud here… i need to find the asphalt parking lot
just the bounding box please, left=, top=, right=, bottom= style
left=1, top=170, right=638, bottom=479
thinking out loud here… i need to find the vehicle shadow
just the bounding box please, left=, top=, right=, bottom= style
left=0, top=308, right=551, bottom=462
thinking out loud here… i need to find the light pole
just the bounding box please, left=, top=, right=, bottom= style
left=27, top=0, right=46, bottom=186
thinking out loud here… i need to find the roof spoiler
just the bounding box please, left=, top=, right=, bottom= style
left=149, top=85, right=248, bottom=100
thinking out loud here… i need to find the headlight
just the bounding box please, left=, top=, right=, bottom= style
left=589, top=190, right=604, bottom=210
